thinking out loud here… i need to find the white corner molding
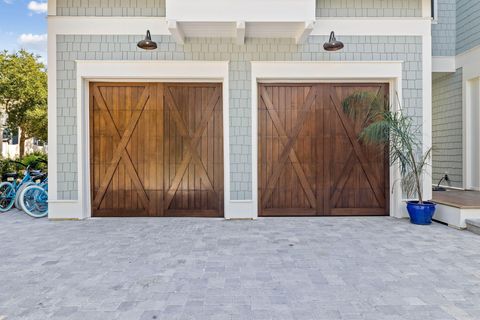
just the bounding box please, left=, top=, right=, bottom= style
left=47, top=17, right=58, bottom=203
left=295, top=20, right=315, bottom=44
left=49, top=60, right=230, bottom=219
left=250, top=61, right=406, bottom=219
left=168, top=20, right=185, bottom=44
left=422, top=30, right=433, bottom=203
left=432, top=56, right=456, bottom=72
left=236, top=21, right=245, bottom=45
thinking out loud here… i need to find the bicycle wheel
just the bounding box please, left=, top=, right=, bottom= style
left=19, top=185, right=48, bottom=218
left=0, top=182, right=15, bottom=212
left=15, top=182, right=34, bottom=210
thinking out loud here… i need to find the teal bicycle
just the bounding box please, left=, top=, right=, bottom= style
left=0, top=161, right=45, bottom=214
left=19, top=175, right=48, bottom=218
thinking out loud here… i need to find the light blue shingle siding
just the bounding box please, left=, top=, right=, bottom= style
left=56, top=0, right=166, bottom=16
left=432, top=0, right=456, bottom=56
left=432, top=69, right=463, bottom=188
left=316, top=0, right=422, bottom=17
left=56, top=35, right=423, bottom=201
left=456, top=0, right=480, bottom=54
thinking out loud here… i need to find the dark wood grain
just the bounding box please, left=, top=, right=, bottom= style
left=258, top=83, right=389, bottom=216
left=90, top=82, right=223, bottom=217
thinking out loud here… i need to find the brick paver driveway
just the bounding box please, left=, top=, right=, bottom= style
left=1, top=211, right=480, bottom=320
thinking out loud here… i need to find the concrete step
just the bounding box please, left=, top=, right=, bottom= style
left=465, top=219, right=480, bottom=235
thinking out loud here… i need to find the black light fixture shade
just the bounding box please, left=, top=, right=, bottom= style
left=323, top=31, right=344, bottom=51
left=137, top=30, right=157, bottom=50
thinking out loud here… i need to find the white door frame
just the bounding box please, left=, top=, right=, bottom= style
left=457, top=46, right=480, bottom=190
left=49, top=60, right=230, bottom=219
left=250, top=61, right=407, bottom=219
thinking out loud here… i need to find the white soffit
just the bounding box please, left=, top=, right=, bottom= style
left=171, top=21, right=314, bottom=43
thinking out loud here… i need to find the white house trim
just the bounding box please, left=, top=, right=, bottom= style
left=432, top=56, right=456, bottom=73
left=422, top=29, right=433, bottom=203
left=47, top=16, right=431, bottom=37
left=236, top=21, right=245, bottom=45
left=295, top=21, right=315, bottom=44
left=49, top=60, right=231, bottom=219
left=250, top=61, right=408, bottom=219
left=47, top=15, right=58, bottom=209
left=457, top=45, right=480, bottom=190
left=167, top=20, right=185, bottom=44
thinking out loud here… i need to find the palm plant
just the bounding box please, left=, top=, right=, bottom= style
left=342, top=92, right=431, bottom=204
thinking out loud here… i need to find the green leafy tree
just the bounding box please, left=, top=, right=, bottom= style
left=0, top=50, right=47, bottom=157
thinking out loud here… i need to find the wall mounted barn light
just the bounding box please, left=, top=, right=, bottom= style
left=137, top=30, right=157, bottom=50
left=323, top=31, right=344, bottom=51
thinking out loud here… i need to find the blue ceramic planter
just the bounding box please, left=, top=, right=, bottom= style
left=406, top=201, right=437, bottom=225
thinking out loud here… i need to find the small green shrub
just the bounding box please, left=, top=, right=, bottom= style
left=0, top=152, right=47, bottom=180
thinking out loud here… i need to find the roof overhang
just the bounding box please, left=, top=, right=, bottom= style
left=167, top=20, right=315, bottom=44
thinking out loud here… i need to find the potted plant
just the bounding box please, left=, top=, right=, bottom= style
left=342, top=92, right=435, bottom=225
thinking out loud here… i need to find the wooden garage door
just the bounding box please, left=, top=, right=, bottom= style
left=90, top=82, right=223, bottom=217
left=258, top=83, right=389, bottom=216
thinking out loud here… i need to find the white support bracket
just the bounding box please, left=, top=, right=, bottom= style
left=236, top=21, right=246, bottom=45
left=168, top=20, right=185, bottom=45
left=295, top=20, right=314, bottom=44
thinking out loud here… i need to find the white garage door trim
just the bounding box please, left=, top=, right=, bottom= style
left=49, top=60, right=230, bottom=219
left=250, top=61, right=407, bottom=219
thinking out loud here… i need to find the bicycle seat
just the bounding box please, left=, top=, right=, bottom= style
left=29, top=170, right=42, bottom=177
left=3, top=172, right=18, bottom=180
left=33, top=173, right=47, bottom=183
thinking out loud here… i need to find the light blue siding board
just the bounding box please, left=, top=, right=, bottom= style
left=432, top=0, right=456, bottom=56
left=316, top=0, right=422, bottom=17
left=456, top=0, right=480, bottom=54
left=56, top=0, right=166, bottom=16
left=432, top=69, right=463, bottom=187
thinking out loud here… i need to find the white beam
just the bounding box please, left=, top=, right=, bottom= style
left=295, top=20, right=314, bottom=44
left=432, top=56, right=456, bottom=72
left=49, top=16, right=431, bottom=37
left=168, top=20, right=185, bottom=44
left=236, top=21, right=245, bottom=45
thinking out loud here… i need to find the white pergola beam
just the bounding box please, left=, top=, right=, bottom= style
left=236, top=21, right=245, bottom=45
left=295, top=20, right=314, bottom=44
left=168, top=20, right=185, bottom=44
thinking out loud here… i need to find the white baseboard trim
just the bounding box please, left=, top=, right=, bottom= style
left=49, top=200, right=86, bottom=220
left=225, top=200, right=257, bottom=219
